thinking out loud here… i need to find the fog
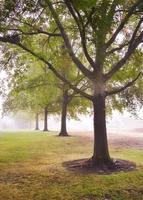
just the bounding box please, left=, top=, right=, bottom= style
left=0, top=69, right=142, bottom=134
left=0, top=110, right=142, bottom=134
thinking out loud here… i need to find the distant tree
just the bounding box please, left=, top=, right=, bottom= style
left=53, top=46, right=90, bottom=136
left=2, top=56, right=61, bottom=131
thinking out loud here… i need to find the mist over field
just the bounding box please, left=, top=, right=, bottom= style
left=0, top=91, right=142, bottom=133
left=0, top=111, right=142, bottom=133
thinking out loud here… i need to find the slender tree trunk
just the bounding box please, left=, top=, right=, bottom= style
left=35, top=113, right=39, bottom=130
left=43, top=106, right=48, bottom=132
left=59, top=90, right=69, bottom=136
left=92, top=94, right=113, bottom=167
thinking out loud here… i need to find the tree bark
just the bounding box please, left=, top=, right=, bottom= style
left=59, top=90, right=69, bottom=136
left=92, top=94, right=113, bottom=167
left=35, top=113, right=39, bottom=130
left=43, top=106, right=48, bottom=132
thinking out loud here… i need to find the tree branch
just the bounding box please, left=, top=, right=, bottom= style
left=128, top=17, right=143, bottom=49
left=0, top=35, right=20, bottom=44
left=16, top=81, right=59, bottom=92
left=105, top=0, right=143, bottom=49
left=1, top=55, right=12, bottom=70
left=16, top=45, right=93, bottom=100
left=0, top=35, right=93, bottom=99
left=1, top=27, right=61, bottom=37
left=106, top=72, right=141, bottom=96
left=46, top=0, right=93, bottom=79
left=106, top=42, right=129, bottom=55
left=104, top=31, right=143, bottom=81
left=64, top=0, right=96, bottom=69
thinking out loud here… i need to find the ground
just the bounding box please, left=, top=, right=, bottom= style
left=0, top=130, right=143, bottom=200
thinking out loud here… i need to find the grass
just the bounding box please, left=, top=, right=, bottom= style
left=0, top=131, right=143, bottom=200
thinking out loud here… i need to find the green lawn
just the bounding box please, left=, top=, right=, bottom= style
left=0, top=131, right=143, bottom=200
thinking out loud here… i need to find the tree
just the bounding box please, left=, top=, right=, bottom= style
left=53, top=45, right=90, bottom=136
left=43, top=0, right=143, bottom=168
left=58, top=82, right=90, bottom=136
left=0, top=0, right=143, bottom=169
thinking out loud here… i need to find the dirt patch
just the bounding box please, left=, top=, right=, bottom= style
left=71, top=131, right=143, bottom=149
left=63, top=158, right=136, bottom=174
left=108, top=132, right=143, bottom=149
left=109, top=137, right=143, bottom=149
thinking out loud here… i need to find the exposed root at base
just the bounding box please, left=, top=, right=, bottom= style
left=59, top=133, right=69, bottom=137
left=43, top=130, right=49, bottom=132
left=63, top=158, right=136, bottom=174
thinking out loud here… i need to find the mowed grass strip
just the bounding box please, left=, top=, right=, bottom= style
left=0, top=131, right=143, bottom=200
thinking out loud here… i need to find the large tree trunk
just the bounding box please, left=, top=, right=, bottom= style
left=92, top=94, right=113, bottom=167
left=43, top=106, right=48, bottom=132
left=59, top=90, right=69, bottom=136
left=35, top=113, right=39, bottom=130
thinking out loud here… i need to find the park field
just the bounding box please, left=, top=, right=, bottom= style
left=0, top=131, right=143, bottom=200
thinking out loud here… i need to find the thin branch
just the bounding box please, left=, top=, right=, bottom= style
left=106, top=42, right=129, bottom=55
left=16, top=81, right=59, bottom=92
left=31, top=8, right=45, bottom=24
left=104, top=31, right=143, bottom=81
left=128, top=17, right=143, bottom=49
left=105, top=0, right=143, bottom=49
left=106, top=72, right=141, bottom=96
left=84, top=8, right=95, bottom=28
left=69, top=77, right=90, bottom=98
left=1, top=55, right=12, bottom=70
left=1, top=27, right=61, bottom=37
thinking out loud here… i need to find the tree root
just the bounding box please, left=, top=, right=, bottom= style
left=63, top=158, right=136, bottom=174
